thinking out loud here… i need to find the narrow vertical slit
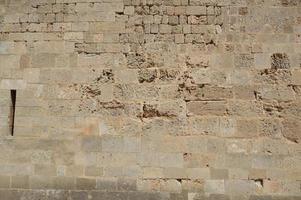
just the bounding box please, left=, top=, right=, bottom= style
left=10, top=90, right=16, bottom=136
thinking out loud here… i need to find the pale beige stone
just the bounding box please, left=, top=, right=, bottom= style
left=0, top=1, right=299, bottom=198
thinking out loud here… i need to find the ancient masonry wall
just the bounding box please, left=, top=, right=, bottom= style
left=0, top=0, right=300, bottom=199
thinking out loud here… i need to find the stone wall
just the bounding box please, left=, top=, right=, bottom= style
left=0, top=0, right=300, bottom=199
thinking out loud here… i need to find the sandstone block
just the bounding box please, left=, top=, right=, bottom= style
left=204, top=180, right=225, bottom=194
left=160, top=24, right=172, bottom=34
left=187, top=168, right=210, bottom=179
left=292, top=70, right=301, bottom=85
left=30, top=176, right=54, bottom=189
left=0, top=175, right=10, bottom=188
left=160, top=179, right=182, bottom=193
left=53, top=177, right=75, bottom=190
left=0, top=79, right=27, bottom=90
left=11, top=176, right=29, bottom=189
left=187, top=101, right=228, bottom=116
left=143, top=167, right=164, bottom=179
left=282, top=118, right=301, bottom=143
left=210, top=168, right=229, bottom=180
left=186, top=6, right=206, bottom=15
left=225, top=180, right=256, bottom=195
left=96, top=178, right=117, bottom=191
left=124, top=6, right=135, bottom=15
left=90, top=22, right=125, bottom=33
left=117, top=178, right=137, bottom=191
left=34, top=164, right=56, bottom=176
left=81, top=136, right=102, bottom=152
left=76, top=178, right=96, bottom=190
left=85, top=166, right=103, bottom=177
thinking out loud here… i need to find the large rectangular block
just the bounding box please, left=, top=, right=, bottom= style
left=89, top=22, right=125, bottom=33
left=0, top=79, right=27, bottom=90
left=76, top=178, right=96, bottom=190
left=0, top=55, right=20, bottom=69
left=0, top=175, right=10, bottom=188
left=186, top=6, right=206, bottom=15
left=187, top=101, right=228, bottom=116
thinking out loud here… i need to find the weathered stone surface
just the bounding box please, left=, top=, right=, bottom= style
left=0, top=0, right=300, bottom=199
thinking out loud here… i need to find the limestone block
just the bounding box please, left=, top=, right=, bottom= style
left=137, top=179, right=160, bottom=192
left=40, top=69, right=72, bottom=84
left=96, top=178, right=117, bottom=191
left=257, top=86, right=295, bottom=102
left=53, top=177, right=75, bottom=190
left=90, top=22, right=125, bottom=33
left=115, top=69, right=138, bottom=83
left=228, top=168, right=248, bottom=179
left=204, top=180, right=225, bottom=194
left=117, top=178, right=137, bottom=191
left=249, top=169, right=266, bottom=180
left=163, top=168, right=187, bottom=179
left=30, top=176, right=54, bottom=189
left=81, top=136, right=102, bottom=152
left=159, top=153, right=184, bottom=168
left=0, top=0, right=300, bottom=197
left=124, top=6, right=135, bottom=15
left=124, top=136, right=140, bottom=153
left=187, top=101, right=228, bottom=116
left=292, top=70, right=301, bottom=85
left=0, top=55, right=20, bottom=69
left=85, top=166, right=103, bottom=177
left=33, top=41, right=71, bottom=54
left=254, top=53, right=270, bottom=69
left=234, top=54, right=254, bottom=68
left=187, top=168, right=210, bottom=179
left=31, top=53, right=56, bottom=68
left=210, top=168, right=229, bottom=180
left=186, top=6, right=206, bottom=15
left=11, top=176, right=29, bottom=189
left=34, top=165, right=56, bottom=176
left=143, top=167, right=163, bottom=179
left=228, top=100, right=264, bottom=117
left=225, top=154, right=252, bottom=169
left=0, top=79, right=27, bottom=90
left=160, top=24, right=172, bottom=34
left=102, top=136, right=124, bottom=152
left=0, top=175, right=10, bottom=188
left=160, top=179, right=182, bottom=193
left=76, top=178, right=96, bottom=190
left=236, top=119, right=259, bottom=138
left=226, top=139, right=252, bottom=154
left=64, top=32, right=84, bottom=41
left=225, top=180, right=257, bottom=195
left=282, top=118, right=301, bottom=143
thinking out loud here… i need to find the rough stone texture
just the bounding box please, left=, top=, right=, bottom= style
left=0, top=0, right=301, bottom=199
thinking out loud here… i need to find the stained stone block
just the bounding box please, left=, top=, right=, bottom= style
left=53, top=176, right=75, bottom=190
left=271, top=53, right=290, bottom=69
left=76, top=178, right=96, bottom=190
